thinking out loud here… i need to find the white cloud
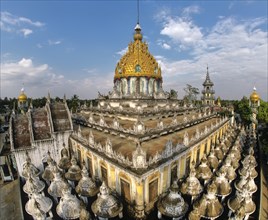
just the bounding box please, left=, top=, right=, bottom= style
left=162, top=43, right=171, bottom=50
left=0, top=11, right=44, bottom=36
left=116, top=47, right=128, bottom=56
left=20, top=28, right=33, bottom=37
left=0, top=58, right=113, bottom=99
left=156, top=15, right=268, bottom=101
left=48, top=40, right=62, bottom=45
left=157, top=40, right=171, bottom=50
left=160, top=16, right=203, bottom=47
left=182, top=5, right=200, bottom=17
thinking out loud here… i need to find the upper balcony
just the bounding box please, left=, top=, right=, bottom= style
left=202, top=89, right=215, bottom=94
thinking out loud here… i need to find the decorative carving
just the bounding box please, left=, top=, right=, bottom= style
left=183, top=116, right=188, bottom=123
left=99, top=114, right=106, bottom=126
left=112, top=117, right=120, bottom=130
left=132, top=142, right=147, bottom=169
left=162, top=140, right=173, bottom=158
left=97, top=143, right=104, bottom=152
left=175, top=143, right=184, bottom=152
left=133, top=117, right=145, bottom=134
left=165, top=105, right=170, bottom=110
left=171, top=115, right=178, bottom=126
left=183, top=132, right=189, bottom=146
left=105, top=138, right=114, bottom=158
left=136, top=104, right=143, bottom=114
left=148, top=152, right=161, bottom=165
left=153, top=88, right=167, bottom=99
left=88, top=113, right=95, bottom=123
left=109, top=86, right=122, bottom=99
left=77, top=125, right=82, bottom=138
left=157, top=118, right=164, bottom=130
left=195, top=128, right=200, bottom=140
left=88, top=130, right=94, bottom=145
left=204, top=126, right=208, bottom=134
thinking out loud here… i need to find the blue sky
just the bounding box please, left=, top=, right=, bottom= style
left=1, top=0, right=267, bottom=101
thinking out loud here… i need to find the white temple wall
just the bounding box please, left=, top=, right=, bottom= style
left=14, top=131, right=71, bottom=177
left=153, top=80, right=158, bottom=93
left=139, top=77, right=148, bottom=95
left=129, top=78, right=137, bottom=95
left=121, top=78, right=128, bottom=95
left=115, top=80, right=121, bottom=93
left=148, top=78, right=154, bottom=95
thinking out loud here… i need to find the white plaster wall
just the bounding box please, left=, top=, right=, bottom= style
left=121, top=78, right=128, bottom=95
left=130, top=78, right=137, bottom=95
left=14, top=131, right=71, bottom=177
left=148, top=79, right=154, bottom=95
left=140, top=77, right=148, bottom=95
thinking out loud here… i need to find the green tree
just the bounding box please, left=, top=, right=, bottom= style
left=257, top=100, right=268, bottom=124
left=68, top=94, right=80, bottom=112
left=32, top=97, right=47, bottom=108
left=170, top=89, right=178, bottom=99
left=233, top=96, right=252, bottom=125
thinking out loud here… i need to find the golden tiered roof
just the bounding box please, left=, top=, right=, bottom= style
left=114, top=23, right=162, bottom=80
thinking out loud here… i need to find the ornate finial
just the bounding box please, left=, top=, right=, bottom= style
left=26, top=151, right=31, bottom=163
left=137, top=0, right=140, bottom=24
left=47, top=151, right=53, bottom=164
left=63, top=94, right=66, bottom=103
left=70, top=156, right=78, bottom=166
left=81, top=163, right=88, bottom=177
left=253, top=86, right=256, bottom=91
left=134, top=22, right=142, bottom=41
left=206, top=65, right=210, bottom=80
left=100, top=181, right=109, bottom=196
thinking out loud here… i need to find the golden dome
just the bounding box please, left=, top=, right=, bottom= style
left=114, top=23, right=162, bottom=80
left=18, top=88, right=27, bottom=101
left=250, top=87, right=260, bottom=102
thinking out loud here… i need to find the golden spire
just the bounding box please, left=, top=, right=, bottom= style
left=114, top=24, right=162, bottom=81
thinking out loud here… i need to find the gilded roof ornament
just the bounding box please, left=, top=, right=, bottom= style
left=114, top=23, right=162, bottom=81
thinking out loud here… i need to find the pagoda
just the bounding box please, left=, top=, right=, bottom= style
left=201, top=66, right=215, bottom=106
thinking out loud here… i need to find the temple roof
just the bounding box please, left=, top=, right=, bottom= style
left=74, top=117, right=219, bottom=161
left=10, top=101, right=72, bottom=150
left=114, top=23, right=162, bottom=81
